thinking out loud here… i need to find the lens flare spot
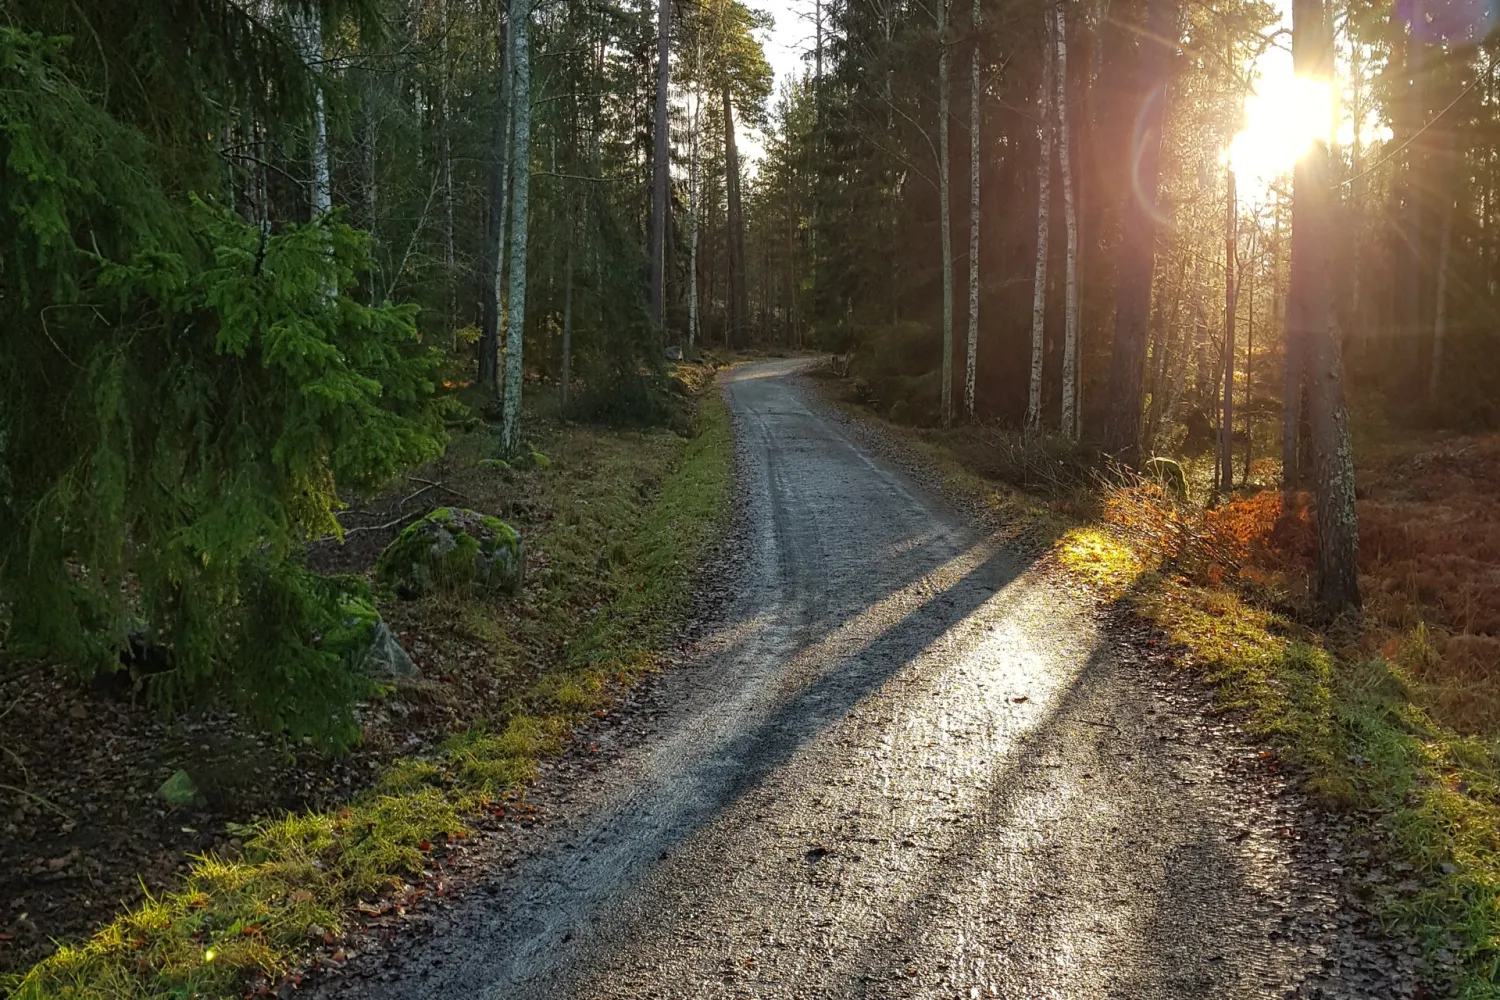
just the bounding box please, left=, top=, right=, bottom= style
left=1229, top=74, right=1333, bottom=185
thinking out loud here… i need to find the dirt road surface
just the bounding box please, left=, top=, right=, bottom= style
left=322, top=358, right=1395, bottom=999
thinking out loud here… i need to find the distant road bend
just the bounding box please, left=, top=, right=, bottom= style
left=332, top=357, right=1352, bottom=999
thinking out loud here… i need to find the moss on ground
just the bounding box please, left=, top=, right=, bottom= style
left=1135, top=575, right=1500, bottom=998
left=4, top=391, right=734, bottom=1000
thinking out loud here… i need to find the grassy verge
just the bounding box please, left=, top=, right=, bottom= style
left=1127, top=576, right=1500, bottom=997
left=4, top=389, right=734, bottom=1000
left=822, top=392, right=1500, bottom=998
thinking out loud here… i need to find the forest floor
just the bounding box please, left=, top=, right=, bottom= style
left=0, top=363, right=734, bottom=996
left=810, top=369, right=1500, bottom=998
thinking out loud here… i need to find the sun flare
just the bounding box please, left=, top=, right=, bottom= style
left=1228, top=72, right=1333, bottom=186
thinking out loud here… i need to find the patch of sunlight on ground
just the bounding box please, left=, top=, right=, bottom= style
left=1055, top=528, right=1145, bottom=599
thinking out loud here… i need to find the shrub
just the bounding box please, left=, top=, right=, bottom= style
left=0, top=30, right=448, bottom=748
left=566, top=368, right=680, bottom=429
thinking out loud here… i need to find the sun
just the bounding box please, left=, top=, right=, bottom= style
left=1228, top=67, right=1334, bottom=187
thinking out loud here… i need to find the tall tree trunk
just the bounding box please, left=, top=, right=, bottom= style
left=562, top=196, right=575, bottom=407
left=1193, top=252, right=1209, bottom=405
left=1291, top=0, right=1360, bottom=615
left=1145, top=251, right=1188, bottom=450
left=500, top=0, right=533, bottom=457
left=1348, top=37, right=1365, bottom=359
left=1243, top=226, right=1255, bottom=485
left=1026, top=24, right=1054, bottom=433
left=649, top=0, right=671, bottom=328
left=1430, top=195, right=1455, bottom=402
left=724, top=84, right=750, bottom=347
left=938, top=0, right=954, bottom=427
left=480, top=16, right=515, bottom=392
left=1283, top=206, right=1305, bottom=490
left=362, top=97, right=379, bottom=274
left=441, top=0, right=455, bottom=338
left=1055, top=5, right=1080, bottom=439
left=296, top=9, right=332, bottom=218
left=1219, top=170, right=1237, bottom=492
left=964, top=0, right=981, bottom=421
left=1102, top=0, right=1177, bottom=462
left=687, top=87, right=703, bottom=349
left=1185, top=253, right=1205, bottom=410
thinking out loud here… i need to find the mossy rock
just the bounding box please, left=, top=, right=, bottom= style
left=480, top=448, right=549, bottom=472
left=513, top=446, right=551, bottom=470
left=1143, top=457, right=1189, bottom=501
left=157, top=769, right=202, bottom=809
left=375, top=507, right=524, bottom=599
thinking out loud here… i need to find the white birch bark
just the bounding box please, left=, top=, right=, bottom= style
left=295, top=9, right=332, bottom=217
left=964, top=0, right=981, bottom=421
left=487, top=20, right=517, bottom=390
left=1026, top=24, right=1054, bottom=433
left=1054, top=5, right=1080, bottom=439
left=500, top=0, right=533, bottom=457
left=938, top=0, right=954, bottom=427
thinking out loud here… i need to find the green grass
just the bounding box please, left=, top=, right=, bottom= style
left=1135, top=576, right=1500, bottom=997
left=4, top=390, right=734, bottom=1000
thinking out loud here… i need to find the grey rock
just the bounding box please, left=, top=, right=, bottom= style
left=358, top=620, right=421, bottom=680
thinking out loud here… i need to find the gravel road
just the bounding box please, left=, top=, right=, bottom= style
left=324, top=358, right=1407, bottom=1000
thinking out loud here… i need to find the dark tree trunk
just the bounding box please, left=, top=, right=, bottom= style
left=648, top=0, right=671, bottom=329
left=1219, top=169, right=1237, bottom=492
left=1290, top=0, right=1360, bottom=616
left=724, top=84, right=750, bottom=348
left=1101, top=0, right=1177, bottom=462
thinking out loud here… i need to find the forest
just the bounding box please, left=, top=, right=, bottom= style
left=6, top=0, right=1500, bottom=995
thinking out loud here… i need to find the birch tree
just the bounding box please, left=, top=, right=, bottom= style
left=481, top=17, right=516, bottom=391
left=1026, top=23, right=1054, bottom=433
left=295, top=8, right=332, bottom=218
